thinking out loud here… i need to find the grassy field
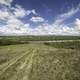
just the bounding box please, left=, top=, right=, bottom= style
left=0, top=36, right=80, bottom=80
left=0, top=36, right=80, bottom=45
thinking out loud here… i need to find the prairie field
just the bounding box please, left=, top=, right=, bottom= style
left=0, top=36, right=80, bottom=80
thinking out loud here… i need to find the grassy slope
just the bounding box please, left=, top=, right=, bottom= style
left=0, top=44, right=80, bottom=80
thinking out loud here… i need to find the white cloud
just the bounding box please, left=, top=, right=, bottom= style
left=0, top=0, right=13, bottom=6
left=26, top=9, right=37, bottom=15
left=75, top=18, right=80, bottom=31
left=30, top=16, right=45, bottom=22
left=13, top=5, right=37, bottom=18
left=54, top=4, right=80, bottom=25
left=0, top=3, right=38, bottom=35
left=13, top=5, right=27, bottom=18
left=0, top=2, right=80, bottom=35
left=31, top=9, right=37, bottom=15
left=0, top=10, right=9, bottom=20
left=0, top=4, right=30, bottom=35
left=46, top=4, right=80, bottom=35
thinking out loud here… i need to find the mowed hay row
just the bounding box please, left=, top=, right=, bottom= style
left=0, top=44, right=80, bottom=80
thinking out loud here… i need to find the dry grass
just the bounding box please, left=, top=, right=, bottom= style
left=0, top=44, right=80, bottom=80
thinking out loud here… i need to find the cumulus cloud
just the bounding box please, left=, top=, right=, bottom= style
left=26, top=9, right=37, bottom=15
left=13, top=5, right=27, bottom=18
left=0, top=1, right=80, bottom=35
left=13, top=5, right=37, bottom=18
left=0, top=2, right=30, bottom=35
left=47, top=4, right=80, bottom=35
left=0, top=0, right=13, bottom=6
left=0, top=9, right=9, bottom=20
left=0, top=1, right=38, bottom=35
left=30, top=16, right=45, bottom=22
left=75, top=18, right=80, bottom=31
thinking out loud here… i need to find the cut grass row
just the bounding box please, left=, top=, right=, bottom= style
left=0, top=45, right=36, bottom=80
left=0, top=44, right=80, bottom=80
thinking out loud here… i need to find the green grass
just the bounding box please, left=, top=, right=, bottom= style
left=44, top=41, right=80, bottom=50
left=0, top=36, right=80, bottom=45
left=0, top=43, right=80, bottom=80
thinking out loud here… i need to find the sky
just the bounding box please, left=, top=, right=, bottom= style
left=0, top=0, right=80, bottom=35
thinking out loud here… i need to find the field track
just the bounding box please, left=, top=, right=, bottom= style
left=0, top=44, right=80, bottom=80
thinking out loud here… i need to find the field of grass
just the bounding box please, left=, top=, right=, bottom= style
left=0, top=36, right=80, bottom=45
left=0, top=36, right=80, bottom=80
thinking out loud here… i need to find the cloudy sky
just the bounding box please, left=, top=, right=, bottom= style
left=0, top=0, right=80, bottom=35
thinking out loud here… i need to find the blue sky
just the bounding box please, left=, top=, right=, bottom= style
left=0, top=0, right=80, bottom=35
left=12, top=0, right=80, bottom=22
